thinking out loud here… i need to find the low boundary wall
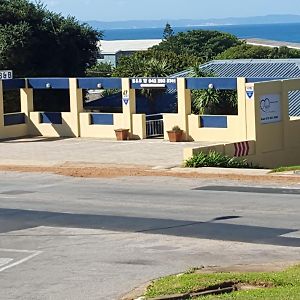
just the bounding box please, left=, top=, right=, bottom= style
left=0, top=76, right=299, bottom=167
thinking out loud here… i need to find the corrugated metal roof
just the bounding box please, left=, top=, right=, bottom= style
left=177, top=59, right=300, bottom=78
left=174, top=59, right=300, bottom=116
left=289, top=91, right=300, bottom=116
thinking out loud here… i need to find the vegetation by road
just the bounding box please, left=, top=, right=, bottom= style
left=145, top=265, right=300, bottom=299
left=271, top=166, right=300, bottom=173
left=185, top=151, right=258, bottom=169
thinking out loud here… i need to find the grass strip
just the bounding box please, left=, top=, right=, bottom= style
left=271, top=166, right=300, bottom=173
left=145, top=265, right=300, bottom=299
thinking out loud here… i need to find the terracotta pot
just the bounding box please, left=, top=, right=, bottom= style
left=167, top=130, right=183, bottom=142
left=114, top=129, right=129, bottom=141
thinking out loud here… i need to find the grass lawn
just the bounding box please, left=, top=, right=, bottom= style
left=271, top=166, right=300, bottom=173
left=145, top=265, right=300, bottom=299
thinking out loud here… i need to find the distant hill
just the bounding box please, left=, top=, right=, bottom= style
left=86, top=14, right=300, bottom=30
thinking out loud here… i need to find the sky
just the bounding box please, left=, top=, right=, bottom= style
left=40, top=0, right=300, bottom=21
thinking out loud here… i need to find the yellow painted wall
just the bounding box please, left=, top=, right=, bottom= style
left=27, top=78, right=83, bottom=138
left=165, top=78, right=248, bottom=142
left=121, top=78, right=136, bottom=137
left=0, top=81, right=30, bottom=139
left=188, top=78, right=248, bottom=142
left=69, top=78, right=83, bottom=137
left=184, top=78, right=300, bottom=168
left=188, top=115, right=246, bottom=142
left=163, top=114, right=184, bottom=140
left=0, top=122, right=28, bottom=139
left=183, top=144, right=225, bottom=160
left=287, top=119, right=300, bottom=148
left=79, top=112, right=146, bottom=140
left=1, top=76, right=299, bottom=168
left=29, top=112, right=78, bottom=137
left=183, top=140, right=300, bottom=168
left=132, top=114, right=146, bottom=139
left=79, top=112, right=124, bottom=139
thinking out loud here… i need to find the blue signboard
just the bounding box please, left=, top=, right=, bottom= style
left=130, top=78, right=177, bottom=90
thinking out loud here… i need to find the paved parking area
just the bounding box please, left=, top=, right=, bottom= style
left=0, top=137, right=213, bottom=167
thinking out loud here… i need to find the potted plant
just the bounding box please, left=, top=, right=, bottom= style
left=167, top=125, right=183, bottom=142
left=114, top=128, right=129, bottom=141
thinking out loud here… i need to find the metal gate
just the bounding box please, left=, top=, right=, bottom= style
left=146, top=114, right=164, bottom=138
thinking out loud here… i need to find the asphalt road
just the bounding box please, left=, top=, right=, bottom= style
left=0, top=172, right=299, bottom=300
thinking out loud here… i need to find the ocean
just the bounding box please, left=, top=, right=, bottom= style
left=101, top=22, right=300, bottom=43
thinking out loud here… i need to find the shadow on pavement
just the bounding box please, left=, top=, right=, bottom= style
left=0, top=208, right=299, bottom=247
left=1, top=137, right=73, bottom=143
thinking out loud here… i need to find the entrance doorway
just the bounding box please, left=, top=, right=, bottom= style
left=146, top=114, right=164, bottom=138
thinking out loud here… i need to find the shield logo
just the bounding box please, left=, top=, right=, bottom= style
left=246, top=91, right=254, bottom=99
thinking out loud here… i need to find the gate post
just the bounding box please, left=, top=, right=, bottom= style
left=0, top=81, right=4, bottom=135
left=177, top=78, right=191, bottom=140
left=20, top=79, right=34, bottom=131
left=69, top=78, right=83, bottom=137
left=236, top=77, right=247, bottom=140
left=121, top=78, right=136, bottom=137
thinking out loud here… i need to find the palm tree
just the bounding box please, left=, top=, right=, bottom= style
left=138, top=59, right=171, bottom=113
left=190, top=65, right=219, bottom=114
left=190, top=64, right=237, bottom=115
left=192, top=88, right=220, bottom=114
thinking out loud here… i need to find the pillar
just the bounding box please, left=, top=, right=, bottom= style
left=121, top=78, right=136, bottom=135
left=0, top=81, right=4, bottom=134
left=177, top=77, right=191, bottom=140
left=236, top=77, right=248, bottom=140
left=69, top=78, right=83, bottom=137
left=20, top=79, right=34, bottom=123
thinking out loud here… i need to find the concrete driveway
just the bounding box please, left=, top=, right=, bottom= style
left=0, top=137, right=211, bottom=168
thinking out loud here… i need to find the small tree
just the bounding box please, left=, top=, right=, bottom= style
left=163, top=22, right=174, bottom=40
left=0, top=0, right=101, bottom=77
left=190, top=67, right=238, bottom=115
left=87, top=62, right=113, bottom=77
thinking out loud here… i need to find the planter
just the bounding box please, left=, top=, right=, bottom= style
left=167, top=130, right=183, bottom=142
left=114, top=129, right=129, bottom=141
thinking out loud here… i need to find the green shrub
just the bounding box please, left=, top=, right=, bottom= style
left=171, top=125, right=182, bottom=132
left=185, top=151, right=257, bottom=168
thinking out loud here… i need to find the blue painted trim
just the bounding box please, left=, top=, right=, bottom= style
left=4, top=113, right=26, bottom=126
left=246, top=77, right=285, bottom=83
left=28, top=78, right=69, bottom=89
left=78, top=78, right=122, bottom=89
left=90, top=113, right=114, bottom=125
left=186, top=78, right=237, bottom=90
left=200, top=116, right=228, bottom=128
left=40, top=112, right=62, bottom=124
left=2, top=79, right=26, bottom=90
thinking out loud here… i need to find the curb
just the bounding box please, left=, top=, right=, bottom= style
left=0, top=164, right=298, bottom=183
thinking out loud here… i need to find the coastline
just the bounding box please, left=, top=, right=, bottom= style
left=245, top=38, right=300, bottom=49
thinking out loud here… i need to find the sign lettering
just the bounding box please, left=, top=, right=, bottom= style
left=0, top=70, right=13, bottom=80
left=260, top=94, right=281, bottom=124
left=130, top=78, right=177, bottom=89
